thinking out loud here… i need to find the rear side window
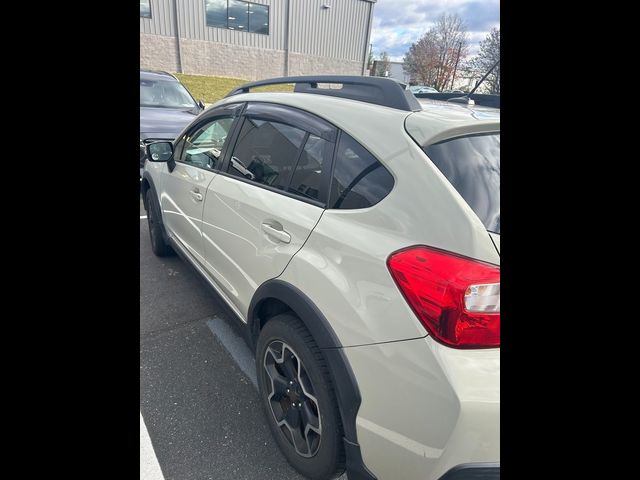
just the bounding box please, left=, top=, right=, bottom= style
left=288, top=135, right=331, bottom=201
left=228, top=118, right=306, bottom=190
left=329, top=133, right=394, bottom=209
left=424, top=134, right=500, bottom=233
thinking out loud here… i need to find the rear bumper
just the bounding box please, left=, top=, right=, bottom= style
left=343, top=336, right=499, bottom=480
left=439, top=463, right=500, bottom=480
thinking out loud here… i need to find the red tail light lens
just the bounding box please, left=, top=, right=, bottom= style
left=387, top=246, right=500, bottom=348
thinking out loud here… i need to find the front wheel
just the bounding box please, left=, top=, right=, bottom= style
left=256, top=314, right=345, bottom=480
left=145, top=190, right=173, bottom=257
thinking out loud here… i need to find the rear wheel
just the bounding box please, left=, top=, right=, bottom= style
left=145, top=190, right=173, bottom=257
left=256, top=314, right=345, bottom=480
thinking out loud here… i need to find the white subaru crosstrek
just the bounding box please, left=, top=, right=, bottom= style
left=141, top=76, right=500, bottom=480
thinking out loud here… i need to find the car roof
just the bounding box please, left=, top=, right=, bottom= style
left=213, top=91, right=499, bottom=148
left=407, top=99, right=500, bottom=146
left=140, top=69, right=179, bottom=82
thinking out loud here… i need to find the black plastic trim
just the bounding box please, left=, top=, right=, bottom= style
left=438, top=463, right=500, bottom=480
left=244, top=102, right=337, bottom=142
left=140, top=172, right=170, bottom=245
left=248, top=279, right=376, bottom=480
left=226, top=75, right=422, bottom=112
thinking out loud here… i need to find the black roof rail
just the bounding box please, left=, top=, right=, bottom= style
left=225, top=75, right=423, bottom=112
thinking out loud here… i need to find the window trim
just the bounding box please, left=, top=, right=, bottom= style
left=140, top=0, right=152, bottom=19
left=204, top=0, right=270, bottom=35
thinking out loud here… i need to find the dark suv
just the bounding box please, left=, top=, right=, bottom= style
left=140, top=70, right=204, bottom=177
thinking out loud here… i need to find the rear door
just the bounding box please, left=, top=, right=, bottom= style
left=201, top=102, right=337, bottom=317
left=160, top=103, right=242, bottom=263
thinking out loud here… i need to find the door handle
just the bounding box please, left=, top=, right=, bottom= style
left=261, top=222, right=291, bottom=244
left=190, top=189, right=203, bottom=202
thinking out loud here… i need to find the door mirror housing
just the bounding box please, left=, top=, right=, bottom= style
left=198, top=100, right=205, bottom=110
left=147, top=141, right=174, bottom=162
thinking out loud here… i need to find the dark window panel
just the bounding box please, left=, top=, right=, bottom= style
left=424, top=134, right=500, bottom=233
left=228, top=0, right=249, bottom=31
left=206, top=0, right=228, bottom=28
left=330, top=133, right=395, bottom=209
left=248, top=3, right=269, bottom=34
left=140, top=0, right=151, bottom=18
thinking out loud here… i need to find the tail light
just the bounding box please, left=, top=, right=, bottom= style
left=387, top=246, right=500, bottom=348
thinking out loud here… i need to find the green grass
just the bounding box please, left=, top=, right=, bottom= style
left=174, top=73, right=293, bottom=104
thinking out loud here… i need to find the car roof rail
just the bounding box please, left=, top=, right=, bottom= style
left=225, top=75, right=423, bottom=112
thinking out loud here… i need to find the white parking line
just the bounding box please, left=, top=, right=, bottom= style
left=206, top=317, right=258, bottom=388
left=140, top=215, right=147, bottom=219
left=140, top=412, right=165, bottom=480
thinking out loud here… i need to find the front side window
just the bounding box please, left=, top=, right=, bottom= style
left=181, top=117, right=235, bottom=170
left=228, top=118, right=306, bottom=191
left=329, top=133, right=395, bottom=209
left=140, top=1, right=151, bottom=18
left=205, top=0, right=269, bottom=34
left=140, top=79, right=196, bottom=109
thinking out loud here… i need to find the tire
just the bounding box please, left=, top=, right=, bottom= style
left=145, top=189, right=174, bottom=257
left=256, top=314, right=345, bottom=480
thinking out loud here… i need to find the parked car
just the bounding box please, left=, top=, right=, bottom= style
left=409, top=85, right=439, bottom=94
left=141, top=76, right=500, bottom=480
left=140, top=69, right=204, bottom=178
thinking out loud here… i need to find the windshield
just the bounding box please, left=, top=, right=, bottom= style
left=424, top=133, right=500, bottom=234
left=140, top=78, right=196, bottom=109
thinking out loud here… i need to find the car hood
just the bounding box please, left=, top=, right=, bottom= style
left=140, top=107, right=198, bottom=136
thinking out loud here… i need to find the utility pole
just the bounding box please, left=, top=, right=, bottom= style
left=450, top=41, right=462, bottom=90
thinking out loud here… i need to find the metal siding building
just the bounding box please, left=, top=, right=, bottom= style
left=140, top=0, right=376, bottom=80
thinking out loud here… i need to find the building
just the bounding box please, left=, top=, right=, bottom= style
left=369, top=60, right=410, bottom=83
left=140, top=0, right=377, bottom=80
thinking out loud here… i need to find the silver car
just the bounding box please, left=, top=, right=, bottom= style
left=141, top=76, right=500, bottom=480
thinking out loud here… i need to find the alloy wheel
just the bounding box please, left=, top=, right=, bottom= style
left=263, top=340, right=322, bottom=458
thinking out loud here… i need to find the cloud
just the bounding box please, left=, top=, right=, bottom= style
left=370, top=0, right=499, bottom=61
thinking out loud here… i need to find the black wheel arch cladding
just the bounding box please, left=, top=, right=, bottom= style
left=249, top=279, right=377, bottom=480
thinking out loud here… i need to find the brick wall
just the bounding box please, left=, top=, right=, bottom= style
left=141, top=33, right=365, bottom=80
left=140, top=33, right=179, bottom=72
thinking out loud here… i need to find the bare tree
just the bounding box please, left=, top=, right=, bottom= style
left=403, top=13, right=468, bottom=90
left=374, top=51, right=391, bottom=77
left=468, top=28, right=500, bottom=94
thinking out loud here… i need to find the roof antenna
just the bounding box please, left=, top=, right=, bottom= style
left=448, top=58, right=500, bottom=106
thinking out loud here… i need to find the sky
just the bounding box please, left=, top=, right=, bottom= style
left=370, top=0, right=500, bottom=62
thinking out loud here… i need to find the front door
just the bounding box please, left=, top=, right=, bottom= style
left=161, top=110, right=239, bottom=264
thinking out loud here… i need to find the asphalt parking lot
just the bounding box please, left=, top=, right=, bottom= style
left=140, top=195, right=310, bottom=480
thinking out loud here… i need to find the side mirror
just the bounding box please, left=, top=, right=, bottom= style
left=147, top=141, right=173, bottom=162
left=198, top=100, right=205, bottom=110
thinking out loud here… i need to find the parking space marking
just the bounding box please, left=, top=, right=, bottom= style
left=140, top=215, right=147, bottom=219
left=206, top=317, right=258, bottom=388
left=140, top=411, right=165, bottom=480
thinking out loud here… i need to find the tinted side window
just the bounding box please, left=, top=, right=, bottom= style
left=288, top=135, right=331, bottom=201
left=228, top=117, right=305, bottom=190
left=329, top=133, right=394, bottom=209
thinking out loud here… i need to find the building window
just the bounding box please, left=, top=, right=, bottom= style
left=205, top=0, right=269, bottom=35
left=140, top=0, right=151, bottom=18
